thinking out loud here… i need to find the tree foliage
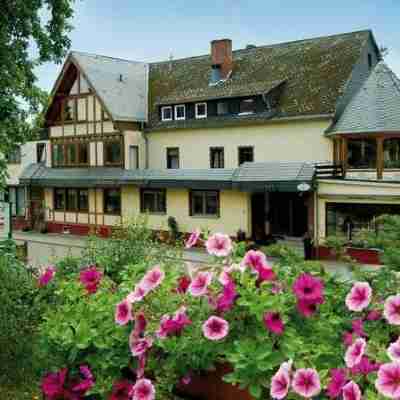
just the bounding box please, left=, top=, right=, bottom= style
left=0, top=0, right=75, bottom=186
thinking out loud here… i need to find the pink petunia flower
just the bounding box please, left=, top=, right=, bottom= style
left=384, top=295, right=400, bottom=325
left=115, top=299, right=133, bottom=326
left=140, top=266, right=165, bottom=292
left=241, top=250, right=269, bottom=270
left=129, top=336, right=153, bottom=357
left=127, top=285, right=147, bottom=303
left=345, top=282, right=372, bottom=312
left=388, top=338, right=400, bottom=361
left=202, top=316, right=229, bottom=341
left=292, top=368, right=321, bottom=398
left=136, top=354, right=147, bottom=380
left=326, top=368, right=348, bottom=399
left=351, top=319, right=366, bottom=337
left=79, top=265, right=103, bottom=294
left=342, top=381, right=361, bottom=400
left=132, top=312, right=147, bottom=339
left=366, top=309, right=382, bottom=321
left=185, top=229, right=201, bottom=249
left=343, top=331, right=354, bottom=347
left=292, top=273, right=324, bottom=302
left=297, top=296, right=324, bottom=318
left=264, top=312, right=285, bottom=335
left=270, top=361, right=292, bottom=399
left=216, top=281, right=237, bottom=313
left=188, top=271, right=213, bottom=297
left=41, top=368, right=68, bottom=399
left=71, top=365, right=94, bottom=395
left=156, top=306, right=192, bottom=339
left=375, top=362, right=400, bottom=399
left=205, top=233, right=233, bottom=257
left=131, top=378, right=156, bottom=400
left=109, top=380, right=134, bottom=400
left=345, top=338, right=367, bottom=368
left=176, top=275, right=191, bottom=294
left=181, top=374, right=192, bottom=385
left=255, top=265, right=276, bottom=283
left=351, top=356, right=380, bottom=375
left=38, top=266, right=56, bottom=287
left=218, top=267, right=233, bottom=286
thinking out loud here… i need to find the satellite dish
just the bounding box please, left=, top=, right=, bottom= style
left=297, top=183, right=311, bottom=192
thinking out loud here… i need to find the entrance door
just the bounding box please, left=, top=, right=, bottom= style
left=251, top=193, right=266, bottom=242
left=270, top=193, right=308, bottom=237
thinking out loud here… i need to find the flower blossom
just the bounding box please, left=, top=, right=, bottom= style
left=188, top=271, right=213, bottom=297
left=185, top=229, right=201, bottom=249
left=292, top=273, right=324, bottom=302
left=345, top=282, right=372, bottom=312
left=127, top=285, right=147, bottom=303
left=264, top=312, right=285, bottom=335
left=241, top=250, right=268, bottom=270
left=351, top=356, right=380, bottom=375
left=132, top=312, right=147, bottom=339
left=351, top=319, right=366, bottom=337
left=41, top=368, right=68, bottom=399
left=176, top=275, right=191, bottom=294
left=297, top=297, right=324, bottom=318
left=216, top=281, right=237, bottom=313
left=375, top=362, right=400, bottom=399
left=71, top=365, right=94, bottom=395
left=140, top=266, right=165, bottom=292
left=384, top=295, right=400, bottom=325
left=129, top=336, right=153, bottom=357
left=109, top=380, right=134, bottom=400
left=131, top=378, right=156, bottom=400
left=388, top=338, right=400, bottom=361
left=345, top=338, right=367, bottom=368
left=342, top=381, right=361, bottom=400
left=326, top=368, right=348, bottom=398
left=292, top=368, right=321, bottom=398
left=79, top=265, right=103, bottom=294
left=206, top=233, right=233, bottom=257
left=270, top=361, right=292, bottom=399
left=342, top=331, right=354, bottom=347
left=202, top=316, right=229, bottom=341
left=366, top=309, right=382, bottom=321
left=38, top=266, right=56, bottom=287
left=156, top=306, right=192, bottom=339
left=115, top=299, right=133, bottom=326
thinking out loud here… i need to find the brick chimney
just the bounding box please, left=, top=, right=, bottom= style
left=211, top=39, right=233, bottom=80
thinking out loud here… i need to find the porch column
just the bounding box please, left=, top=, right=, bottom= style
left=341, top=137, right=348, bottom=176
left=377, top=137, right=384, bottom=180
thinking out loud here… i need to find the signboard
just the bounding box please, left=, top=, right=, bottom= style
left=0, top=201, right=12, bottom=239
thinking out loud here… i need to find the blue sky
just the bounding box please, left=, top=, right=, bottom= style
left=36, top=0, right=400, bottom=91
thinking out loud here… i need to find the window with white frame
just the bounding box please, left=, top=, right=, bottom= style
left=174, top=104, right=186, bottom=120
left=161, top=106, right=173, bottom=121
left=195, top=102, right=207, bottom=119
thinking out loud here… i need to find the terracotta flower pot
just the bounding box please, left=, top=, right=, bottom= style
left=175, top=363, right=254, bottom=400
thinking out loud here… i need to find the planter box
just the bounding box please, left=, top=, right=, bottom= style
left=175, top=364, right=254, bottom=400
left=316, top=246, right=382, bottom=265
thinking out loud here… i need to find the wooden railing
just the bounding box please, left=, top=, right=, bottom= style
left=315, top=163, right=344, bottom=179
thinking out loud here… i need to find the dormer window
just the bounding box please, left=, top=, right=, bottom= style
left=161, top=106, right=173, bottom=121
left=239, top=98, right=255, bottom=115
left=195, top=103, right=207, bottom=119
left=174, top=104, right=186, bottom=120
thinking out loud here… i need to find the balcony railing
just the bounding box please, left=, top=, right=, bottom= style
left=315, top=163, right=344, bottom=179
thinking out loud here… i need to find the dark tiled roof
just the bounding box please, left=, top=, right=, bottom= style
left=328, top=62, right=400, bottom=134
left=148, top=30, right=373, bottom=130
left=20, top=162, right=315, bottom=192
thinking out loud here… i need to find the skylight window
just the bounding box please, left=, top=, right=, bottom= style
left=174, top=105, right=186, bottom=120
left=161, top=106, right=173, bottom=121
left=195, top=103, right=207, bottom=119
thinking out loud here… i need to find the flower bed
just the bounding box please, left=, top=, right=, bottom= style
left=317, top=245, right=382, bottom=265
left=38, top=228, right=400, bottom=400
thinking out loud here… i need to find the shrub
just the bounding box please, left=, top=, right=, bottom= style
left=38, top=230, right=400, bottom=400
left=0, top=240, right=43, bottom=381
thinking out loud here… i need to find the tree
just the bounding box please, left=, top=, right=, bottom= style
left=0, top=0, right=75, bottom=187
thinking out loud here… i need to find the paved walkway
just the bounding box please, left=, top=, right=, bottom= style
left=10, top=231, right=380, bottom=279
